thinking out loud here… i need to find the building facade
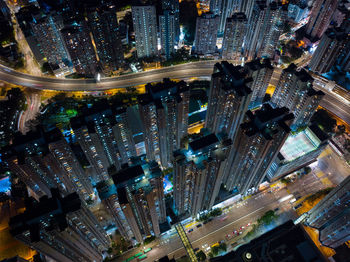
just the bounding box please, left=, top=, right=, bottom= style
left=205, top=61, right=252, bottom=141
left=194, top=12, right=220, bottom=55
left=61, top=24, right=99, bottom=76
left=30, top=13, right=73, bottom=77
left=173, top=131, right=232, bottom=217
left=9, top=189, right=110, bottom=262
left=111, top=162, right=166, bottom=243
left=243, top=58, right=273, bottom=108
left=271, top=64, right=324, bottom=130
left=138, top=79, right=189, bottom=167
left=309, top=27, right=349, bottom=74
left=305, top=175, right=350, bottom=248
left=245, top=2, right=287, bottom=60
left=305, top=0, right=339, bottom=40
left=86, top=5, right=124, bottom=75
left=162, top=0, right=180, bottom=40
left=131, top=3, right=158, bottom=58
left=159, top=10, right=176, bottom=59
left=223, top=104, right=294, bottom=194
left=221, top=13, right=247, bottom=62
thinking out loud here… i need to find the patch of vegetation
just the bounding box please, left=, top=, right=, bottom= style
left=281, top=177, right=292, bottom=185
left=13, top=57, right=24, bottom=70
left=41, top=62, right=54, bottom=75
left=211, top=243, right=227, bottom=256
left=198, top=208, right=222, bottom=222
left=196, top=250, right=206, bottom=261
left=246, top=210, right=279, bottom=238
left=161, top=48, right=200, bottom=67
left=143, top=235, right=156, bottom=245
left=304, top=166, right=312, bottom=175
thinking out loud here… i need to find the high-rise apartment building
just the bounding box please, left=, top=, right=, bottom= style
left=70, top=117, right=110, bottom=183
left=239, top=0, right=257, bottom=21
left=162, top=0, right=180, bottom=40
left=111, top=162, right=166, bottom=243
left=223, top=104, right=294, bottom=194
left=96, top=179, right=135, bottom=241
left=61, top=23, right=100, bottom=76
left=194, top=12, right=220, bottom=55
left=288, top=0, right=309, bottom=23
left=112, top=107, right=137, bottom=164
left=4, top=129, right=93, bottom=201
left=4, top=131, right=62, bottom=199
left=86, top=5, right=124, bottom=75
left=173, top=131, right=232, bottom=217
left=138, top=79, right=189, bottom=167
left=243, top=58, right=273, bottom=108
left=131, top=2, right=158, bottom=58
left=221, top=13, right=247, bottom=62
left=309, top=27, right=349, bottom=74
left=305, top=175, right=350, bottom=248
left=30, top=13, right=73, bottom=77
left=159, top=10, right=176, bottom=59
left=210, top=0, right=240, bottom=35
left=245, top=2, right=287, bottom=60
left=305, top=0, right=339, bottom=40
left=9, top=189, right=110, bottom=262
left=205, top=61, right=252, bottom=141
left=272, top=64, right=324, bottom=130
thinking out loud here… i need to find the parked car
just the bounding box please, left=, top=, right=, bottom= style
left=196, top=224, right=202, bottom=228
left=188, top=228, right=194, bottom=233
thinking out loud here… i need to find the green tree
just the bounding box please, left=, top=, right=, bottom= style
left=304, top=166, right=312, bottom=174
left=211, top=245, right=220, bottom=256
left=41, top=62, right=54, bottom=75
left=219, top=243, right=227, bottom=252
left=257, top=210, right=277, bottom=226
left=196, top=250, right=206, bottom=261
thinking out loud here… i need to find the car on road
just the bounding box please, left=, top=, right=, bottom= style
left=220, top=216, right=228, bottom=221
left=196, top=224, right=202, bottom=228
left=188, top=228, right=194, bottom=233
left=293, top=203, right=303, bottom=210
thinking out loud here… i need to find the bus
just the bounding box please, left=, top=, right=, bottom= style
left=211, top=242, right=220, bottom=248
left=138, top=254, right=147, bottom=261
left=144, top=248, right=152, bottom=253
left=135, top=252, right=143, bottom=258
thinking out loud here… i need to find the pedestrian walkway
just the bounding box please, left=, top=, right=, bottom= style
left=175, top=223, right=198, bottom=262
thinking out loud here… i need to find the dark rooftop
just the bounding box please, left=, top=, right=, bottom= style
left=241, top=104, right=294, bottom=139
left=189, top=133, right=219, bottom=152
left=309, top=124, right=329, bottom=142
left=112, top=165, right=144, bottom=186
left=213, top=61, right=252, bottom=97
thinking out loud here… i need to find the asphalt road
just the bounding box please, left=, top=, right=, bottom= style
left=0, top=61, right=218, bottom=91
